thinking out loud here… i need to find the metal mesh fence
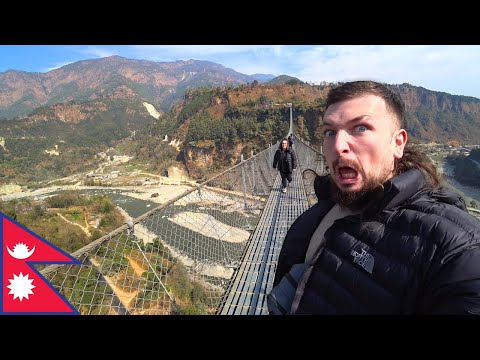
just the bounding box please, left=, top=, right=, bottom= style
left=40, top=143, right=282, bottom=315
left=292, top=136, right=327, bottom=207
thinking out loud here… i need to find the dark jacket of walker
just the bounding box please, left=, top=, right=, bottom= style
left=288, top=136, right=294, bottom=147
left=273, top=169, right=480, bottom=314
left=273, top=149, right=297, bottom=174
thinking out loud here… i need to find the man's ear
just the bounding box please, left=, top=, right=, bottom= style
left=393, top=129, right=407, bottom=159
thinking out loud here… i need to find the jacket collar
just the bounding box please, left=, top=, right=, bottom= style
left=381, top=168, right=426, bottom=210
left=369, top=168, right=466, bottom=215
left=314, top=168, right=466, bottom=217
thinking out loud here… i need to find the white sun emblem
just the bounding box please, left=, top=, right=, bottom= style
left=6, top=242, right=35, bottom=259
left=6, top=272, right=36, bottom=301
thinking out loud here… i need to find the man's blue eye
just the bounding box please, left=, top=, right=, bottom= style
left=356, top=125, right=367, bottom=133
left=324, top=130, right=335, bottom=137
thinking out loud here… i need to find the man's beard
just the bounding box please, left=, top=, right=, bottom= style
left=329, top=158, right=388, bottom=212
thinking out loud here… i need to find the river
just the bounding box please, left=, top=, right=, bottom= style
left=47, top=189, right=159, bottom=218
left=44, top=188, right=257, bottom=270
left=437, top=161, right=480, bottom=205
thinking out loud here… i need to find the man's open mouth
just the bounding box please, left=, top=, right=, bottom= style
left=336, top=166, right=360, bottom=183
left=339, top=166, right=358, bottom=178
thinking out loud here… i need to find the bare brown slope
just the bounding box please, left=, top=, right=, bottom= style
left=0, top=56, right=255, bottom=119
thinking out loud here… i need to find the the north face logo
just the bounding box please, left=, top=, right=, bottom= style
left=351, top=249, right=374, bottom=274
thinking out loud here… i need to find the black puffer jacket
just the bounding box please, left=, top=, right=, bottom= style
left=273, top=169, right=480, bottom=314
left=273, top=149, right=297, bottom=174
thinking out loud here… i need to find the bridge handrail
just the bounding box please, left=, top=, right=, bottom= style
left=41, top=142, right=281, bottom=277
left=293, top=133, right=323, bottom=156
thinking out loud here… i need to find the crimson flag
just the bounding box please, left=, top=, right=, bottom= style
left=1, top=212, right=81, bottom=314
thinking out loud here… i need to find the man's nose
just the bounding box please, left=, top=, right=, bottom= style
left=334, top=131, right=351, bottom=155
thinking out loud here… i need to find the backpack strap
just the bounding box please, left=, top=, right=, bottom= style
left=267, top=263, right=308, bottom=315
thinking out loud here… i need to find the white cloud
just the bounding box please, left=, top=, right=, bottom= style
left=44, top=61, right=75, bottom=72
left=79, top=46, right=118, bottom=58
left=291, top=45, right=480, bottom=97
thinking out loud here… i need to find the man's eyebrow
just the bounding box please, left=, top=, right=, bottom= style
left=322, top=115, right=371, bottom=127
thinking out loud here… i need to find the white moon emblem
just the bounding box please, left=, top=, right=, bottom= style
left=6, top=243, right=35, bottom=259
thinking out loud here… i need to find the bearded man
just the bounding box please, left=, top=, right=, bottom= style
left=270, top=80, right=480, bottom=314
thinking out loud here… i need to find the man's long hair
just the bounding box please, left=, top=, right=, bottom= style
left=395, top=145, right=441, bottom=188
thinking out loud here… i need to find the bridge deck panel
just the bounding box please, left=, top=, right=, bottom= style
left=219, top=168, right=309, bottom=315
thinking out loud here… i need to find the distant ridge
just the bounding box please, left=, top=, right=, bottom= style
left=267, top=75, right=304, bottom=85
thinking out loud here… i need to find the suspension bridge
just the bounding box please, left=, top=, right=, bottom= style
left=39, top=132, right=327, bottom=315
left=38, top=125, right=480, bottom=315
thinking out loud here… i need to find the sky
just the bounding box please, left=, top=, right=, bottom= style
left=1, top=45, right=480, bottom=98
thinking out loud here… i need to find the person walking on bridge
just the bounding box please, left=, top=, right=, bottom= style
left=269, top=80, right=480, bottom=314
left=273, top=138, right=297, bottom=193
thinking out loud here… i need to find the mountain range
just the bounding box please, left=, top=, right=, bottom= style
left=1, top=56, right=480, bottom=185
left=0, top=56, right=273, bottom=120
